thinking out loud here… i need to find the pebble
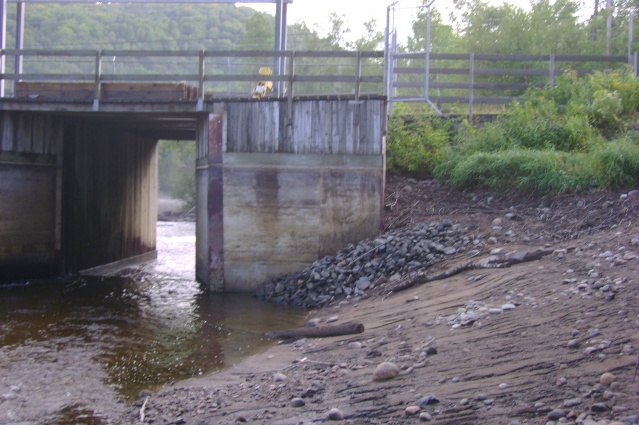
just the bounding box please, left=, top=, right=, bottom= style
left=273, top=372, right=287, bottom=382
left=348, top=342, right=362, bottom=349
left=419, top=412, right=433, bottom=421
left=326, top=316, right=339, bottom=323
left=306, top=318, right=321, bottom=327
left=416, top=395, right=439, bottom=407
left=556, top=377, right=567, bottom=387
left=591, top=403, right=609, bottom=412
left=290, top=398, right=305, bottom=407
left=563, top=398, right=581, bottom=407
left=599, top=372, right=616, bottom=385
left=498, top=383, right=508, bottom=389
left=405, top=406, right=421, bottom=415
left=548, top=409, right=566, bottom=420
left=326, top=407, right=345, bottom=421
left=567, top=339, right=581, bottom=349
left=373, top=362, right=400, bottom=381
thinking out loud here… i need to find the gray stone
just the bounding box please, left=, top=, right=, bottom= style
left=327, top=408, right=345, bottom=421
left=548, top=409, right=566, bottom=420
left=405, top=406, right=421, bottom=416
left=419, top=412, right=433, bottom=421
left=591, top=403, right=609, bottom=412
left=416, top=395, right=439, bottom=407
left=273, top=372, right=287, bottom=382
left=373, top=362, right=400, bottom=381
left=290, top=398, right=305, bottom=407
left=562, top=398, right=581, bottom=407
left=600, top=372, right=616, bottom=385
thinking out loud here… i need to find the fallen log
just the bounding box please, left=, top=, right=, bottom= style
left=265, top=321, right=365, bottom=340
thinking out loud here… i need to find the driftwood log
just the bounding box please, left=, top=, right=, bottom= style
left=265, top=322, right=365, bottom=340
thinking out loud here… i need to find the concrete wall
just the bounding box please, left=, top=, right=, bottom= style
left=197, top=97, right=386, bottom=292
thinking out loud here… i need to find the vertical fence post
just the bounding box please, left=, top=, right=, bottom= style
left=15, top=1, right=24, bottom=81
left=634, top=51, right=638, bottom=77
left=92, top=50, right=102, bottom=111
left=629, top=14, right=634, bottom=64
left=469, top=53, right=474, bottom=121
left=549, top=54, right=555, bottom=87
left=389, top=31, right=397, bottom=116
left=287, top=50, right=294, bottom=127
left=0, top=0, right=7, bottom=97
left=197, top=50, right=205, bottom=111
left=355, top=51, right=362, bottom=101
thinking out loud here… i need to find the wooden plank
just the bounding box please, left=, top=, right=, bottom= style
left=15, top=82, right=196, bottom=101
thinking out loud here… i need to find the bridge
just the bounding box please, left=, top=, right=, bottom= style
left=0, top=7, right=388, bottom=291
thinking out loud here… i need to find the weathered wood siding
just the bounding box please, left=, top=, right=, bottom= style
left=225, top=98, right=385, bottom=154
left=65, top=121, right=158, bottom=272
left=0, top=111, right=62, bottom=280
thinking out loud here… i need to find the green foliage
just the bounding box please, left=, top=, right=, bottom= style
left=386, top=112, right=452, bottom=176
left=158, top=140, right=196, bottom=210
left=391, top=69, right=639, bottom=193
left=436, top=149, right=594, bottom=193
left=590, top=137, right=639, bottom=189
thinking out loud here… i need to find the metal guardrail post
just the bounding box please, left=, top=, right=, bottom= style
left=469, top=53, right=474, bottom=120
left=355, top=51, right=362, bottom=101
left=15, top=1, right=23, bottom=78
left=197, top=50, right=205, bottom=111
left=287, top=50, right=294, bottom=126
left=0, top=0, right=6, bottom=97
left=93, top=50, right=102, bottom=111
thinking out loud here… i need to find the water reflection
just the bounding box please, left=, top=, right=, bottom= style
left=0, top=222, right=306, bottom=424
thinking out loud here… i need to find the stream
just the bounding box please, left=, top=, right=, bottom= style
left=0, top=221, right=307, bottom=424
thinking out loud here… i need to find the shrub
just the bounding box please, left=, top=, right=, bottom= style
left=386, top=115, right=451, bottom=175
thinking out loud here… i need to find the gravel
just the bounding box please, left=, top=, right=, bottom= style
left=260, top=220, right=474, bottom=308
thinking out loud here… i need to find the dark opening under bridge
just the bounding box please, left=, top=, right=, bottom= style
left=0, top=46, right=387, bottom=292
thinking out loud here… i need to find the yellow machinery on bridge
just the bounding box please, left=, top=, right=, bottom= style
left=252, top=67, right=274, bottom=99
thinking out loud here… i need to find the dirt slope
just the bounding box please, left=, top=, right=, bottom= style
left=127, top=177, right=639, bottom=425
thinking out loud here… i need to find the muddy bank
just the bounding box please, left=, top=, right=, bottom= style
left=125, top=179, right=639, bottom=425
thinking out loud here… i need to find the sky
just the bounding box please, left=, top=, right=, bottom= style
left=240, top=0, right=547, bottom=43
left=241, top=0, right=594, bottom=45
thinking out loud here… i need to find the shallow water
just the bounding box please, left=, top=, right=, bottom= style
left=0, top=221, right=307, bottom=424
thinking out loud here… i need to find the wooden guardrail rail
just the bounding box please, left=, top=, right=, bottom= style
left=0, top=49, right=385, bottom=110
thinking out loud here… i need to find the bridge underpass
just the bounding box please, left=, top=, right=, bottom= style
left=0, top=95, right=387, bottom=292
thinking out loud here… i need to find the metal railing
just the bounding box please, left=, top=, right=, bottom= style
left=388, top=52, right=638, bottom=117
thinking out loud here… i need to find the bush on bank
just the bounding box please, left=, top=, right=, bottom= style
left=387, top=68, right=639, bottom=193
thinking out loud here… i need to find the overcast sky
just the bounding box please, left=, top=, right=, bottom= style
left=239, top=0, right=572, bottom=43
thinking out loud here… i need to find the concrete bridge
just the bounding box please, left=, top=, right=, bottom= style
left=0, top=48, right=387, bottom=291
